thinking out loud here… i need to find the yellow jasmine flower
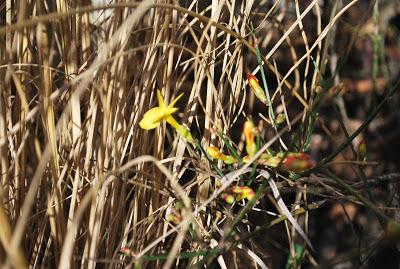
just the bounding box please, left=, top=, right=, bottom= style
left=139, top=90, right=182, bottom=130
left=139, top=90, right=193, bottom=142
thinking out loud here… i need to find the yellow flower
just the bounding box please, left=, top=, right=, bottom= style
left=139, top=90, right=193, bottom=142
left=243, top=120, right=257, bottom=157
left=207, top=146, right=237, bottom=164
left=247, top=74, right=267, bottom=104
left=139, top=90, right=182, bottom=129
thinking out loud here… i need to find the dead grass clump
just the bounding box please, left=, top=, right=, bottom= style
left=1, top=0, right=400, bottom=268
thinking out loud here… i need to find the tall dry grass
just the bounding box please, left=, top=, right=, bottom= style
left=1, top=0, right=399, bottom=268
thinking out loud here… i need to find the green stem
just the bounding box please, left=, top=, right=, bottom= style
left=324, top=170, right=389, bottom=223
left=255, top=44, right=276, bottom=122
left=239, top=200, right=323, bottom=242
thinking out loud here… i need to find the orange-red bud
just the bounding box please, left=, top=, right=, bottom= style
left=247, top=74, right=267, bottom=104
left=280, top=153, right=315, bottom=173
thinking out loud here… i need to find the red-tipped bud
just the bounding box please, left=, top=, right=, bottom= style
left=247, top=74, right=267, bottom=104
left=280, top=153, right=315, bottom=173
left=243, top=120, right=257, bottom=157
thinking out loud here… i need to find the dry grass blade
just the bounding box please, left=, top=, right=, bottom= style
left=278, top=0, right=360, bottom=91
left=0, top=202, right=27, bottom=268
left=259, top=170, right=315, bottom=252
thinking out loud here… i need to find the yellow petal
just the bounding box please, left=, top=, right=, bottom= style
left=168, top=92, right=184, bottom=108
left=139, top=107, right=165, bottom=129
left=207, top=146, right=226, bottom=160
left=140, top=90, right=184, bottom=132
left=156, top=90, right=166, bottom=107
left=207, top=146, right=237, bottom=164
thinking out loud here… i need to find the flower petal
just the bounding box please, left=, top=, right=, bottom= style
left=207, top=146, right=226, bottom=160
left=156, top=90, right=166, bottom=107
left=207, top=146, right=237, bottom=164
left=139, top=107, right=165, bottom=130
left=168, top=92, right=184, bottom=108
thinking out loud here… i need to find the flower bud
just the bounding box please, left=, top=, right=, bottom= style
left=221, top=193, right=235, bottom=204
left=231, top=186, right=255, bottom=201
left=119, top=247, right=135, bottom=258
left=207, top=146, right=237, bottom=164
left=275, top=113, right=286, bottom=125
left=280, top=153, right=315, bottom=173
left=247, top=74, right=267, bottom=104
left=243, top=120, right=257, bottom=157
left=357, top=140, right=367, bottom=162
